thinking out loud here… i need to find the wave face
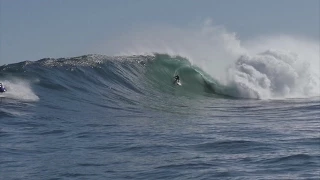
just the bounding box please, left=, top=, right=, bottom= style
left=0, top=52, right=318, bottom=103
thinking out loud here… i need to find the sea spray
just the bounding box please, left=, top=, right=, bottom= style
left=226, top=49, right=319, bottom=99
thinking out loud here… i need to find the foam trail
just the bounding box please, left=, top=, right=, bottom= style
left=0, top=80, right=39, bottom=101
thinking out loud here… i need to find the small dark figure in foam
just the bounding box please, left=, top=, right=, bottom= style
left=0, top=83, right=6, bottom=93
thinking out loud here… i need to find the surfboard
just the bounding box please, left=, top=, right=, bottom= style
left=176, top=81, right=182, bottom=86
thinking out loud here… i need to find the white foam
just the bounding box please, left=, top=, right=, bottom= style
left=0, top=80, right=39, bottom=101
left=227, top=49, right=319, bottom=99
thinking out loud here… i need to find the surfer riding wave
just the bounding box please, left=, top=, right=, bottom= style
left=173, top=75, right=181, bottom=85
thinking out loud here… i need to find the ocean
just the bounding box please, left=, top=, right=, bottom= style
left=0, top=52, right=319, bottom=179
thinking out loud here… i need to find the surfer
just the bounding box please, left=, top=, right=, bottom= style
left=0, top=83, right=6, bottom=93
left=173, top=75, right=180, bottom=85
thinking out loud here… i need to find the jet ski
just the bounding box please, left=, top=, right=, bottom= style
left=0, top=83, right=6, bottom=93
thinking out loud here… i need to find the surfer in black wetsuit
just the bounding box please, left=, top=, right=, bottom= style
left=0, top=83, right=6, bottom=93
left=173, top=75, right=180, bottom=84
left=174, top=75, right=179, bottom=81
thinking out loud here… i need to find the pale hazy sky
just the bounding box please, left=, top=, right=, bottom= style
left=0, top=0, right=319, bottom=65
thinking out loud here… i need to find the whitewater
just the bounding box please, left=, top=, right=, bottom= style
left=0, top=22, right=319, bottom=179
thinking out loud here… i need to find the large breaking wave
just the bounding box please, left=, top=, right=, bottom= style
left=0, top=51, right=319, bottom=103
left=105, top=20, right=319, bottom=99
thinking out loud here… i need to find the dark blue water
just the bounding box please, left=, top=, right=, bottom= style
left=0, top=54, right=319, bottom=179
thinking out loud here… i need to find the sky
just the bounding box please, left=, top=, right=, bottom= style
left=0, top=0, right=319, bottom=65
